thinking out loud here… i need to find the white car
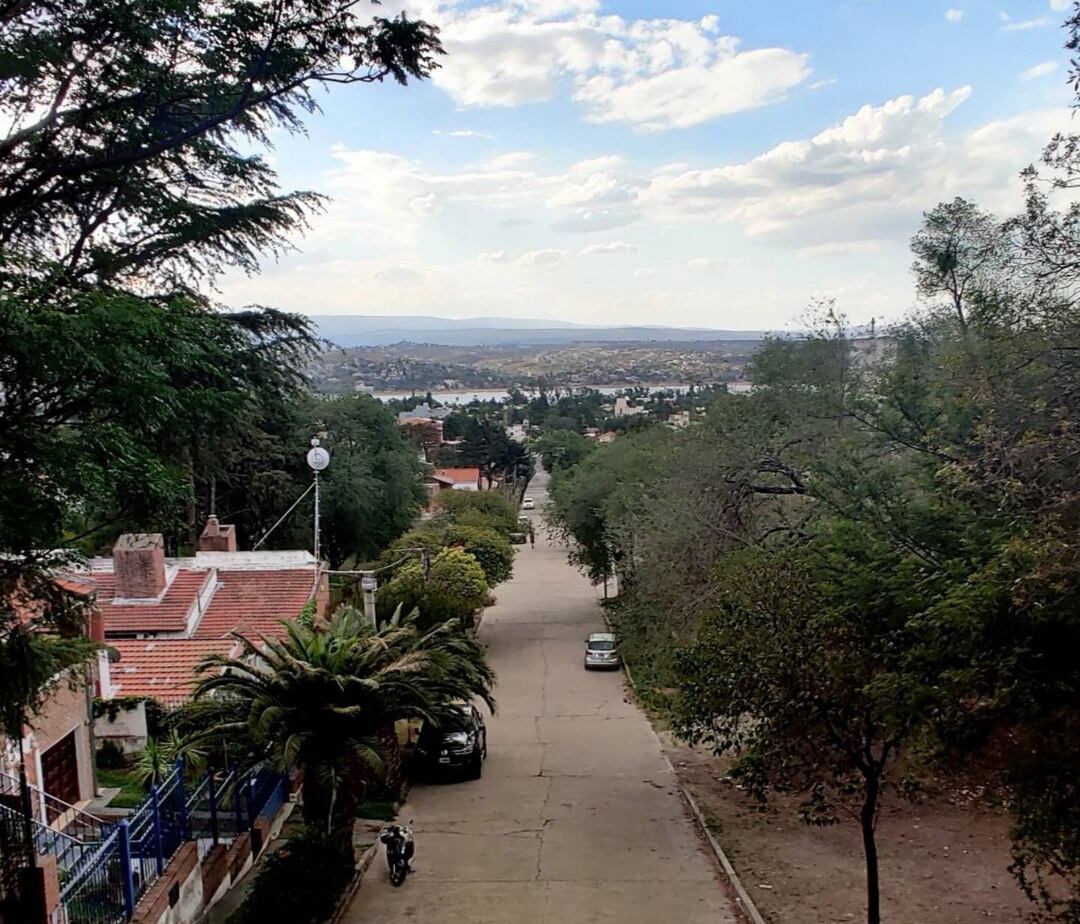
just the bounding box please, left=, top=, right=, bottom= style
left=522, top=497, right=535, bottom=510
left=584, top=632, right=620, bottom=670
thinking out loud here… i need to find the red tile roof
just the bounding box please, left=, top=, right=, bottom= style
left=433, top=467, right=482, bottom=486
left=110, top=639, right=236, bottom=705
left=95, top=570, right=211, bottom=634
left=192, top=569, right=315, bottom=640
left=87, top=562, right=317, bottom=703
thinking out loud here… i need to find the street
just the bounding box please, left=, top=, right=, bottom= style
left=343, top=469, right=738, bottom=923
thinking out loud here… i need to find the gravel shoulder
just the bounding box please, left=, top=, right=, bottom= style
left=665, top=740, right=1033, bottom=924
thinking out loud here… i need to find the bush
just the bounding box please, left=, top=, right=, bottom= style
left=434, top=491, right=518, bottom=535
left=383, top=524, right=513, bottom=586
left=232, top=826, right=355, bottom=924
left=95, top=740, right=126, bottom=770
left=142, top=697, right=170, bottom=738
left=377, top=548, right=489, bottom=630
left=442, top=525, right=514, bottom=585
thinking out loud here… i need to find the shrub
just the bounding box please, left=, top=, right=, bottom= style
left=377, top=548, right=489, bottom=630
left=232, top=826, right=355, bottom=924
left=434, top=491, right=518, bottom=535
left=442, top=525, right=514, bottom=585
left=95, top=740, right=126, bottom=770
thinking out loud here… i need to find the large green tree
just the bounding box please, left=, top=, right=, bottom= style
left=0, top=0, right=441, bottom=593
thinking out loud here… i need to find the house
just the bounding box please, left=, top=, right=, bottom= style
left=669, top=411, right=691, bottom=429
left=397, top=403, right=452, bottom=423
left=431, top=467, right=495, bottom=492
left=613, top=396, right=645, bottom=418
left=72, top=520, right=328, bottom=706
left=399, top=417, right=445, bottom=451
left=1, top=576, right=111, bottom=810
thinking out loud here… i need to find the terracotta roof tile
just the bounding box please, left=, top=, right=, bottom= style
left=109, top=639, right=234, bottom=705
left=96, top=571, right=210, bottom=634
left=192, top=569, right=315, bottom=640
left=433, top=467, right=481, bottom=485
left=88, top=563, right=317, bottom=703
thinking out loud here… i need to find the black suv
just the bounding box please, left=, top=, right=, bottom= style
left=414, top=703, right=488, bottom=780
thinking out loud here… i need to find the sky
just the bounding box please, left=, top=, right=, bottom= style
left=219, top=0, right=1078, bottom=331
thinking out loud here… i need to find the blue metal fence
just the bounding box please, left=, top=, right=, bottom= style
left=50, top=761, right=288, bottom=924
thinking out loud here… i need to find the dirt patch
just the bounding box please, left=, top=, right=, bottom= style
left=666, top=740, right=1033, bottom=924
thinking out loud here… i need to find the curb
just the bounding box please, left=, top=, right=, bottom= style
left=328, top=778, right=414, bottom=924
left=601, top=610, right=768, bottom=924
left=678, top=780, right=769, bottom=924
left=328, top=842, right=379, bottom=924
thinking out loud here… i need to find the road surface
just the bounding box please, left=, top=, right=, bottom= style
left=343, top=470, right=738, bottom=923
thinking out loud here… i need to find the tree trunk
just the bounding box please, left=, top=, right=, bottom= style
left=860, top=771, right=882, bottom=924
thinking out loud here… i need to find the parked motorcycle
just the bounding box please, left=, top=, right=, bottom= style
left=380, top=823, right=414, bottom=887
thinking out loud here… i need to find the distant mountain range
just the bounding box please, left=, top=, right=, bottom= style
left=310, top=315, right=775, bottom=347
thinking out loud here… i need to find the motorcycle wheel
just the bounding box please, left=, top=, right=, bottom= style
left=389, top=859, right=409, bottom=887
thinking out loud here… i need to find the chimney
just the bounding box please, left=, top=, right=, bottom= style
left=112, top=533, right=167, bottom=599
left=197, top=516, right=237, bottom=553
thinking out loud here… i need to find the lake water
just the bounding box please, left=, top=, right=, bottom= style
left=371, top=383, right=720, bottom=404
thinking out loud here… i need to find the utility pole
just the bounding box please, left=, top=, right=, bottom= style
left=360, top=574, right=378, bottom=628
left=306, top=438, right=330, bottom=594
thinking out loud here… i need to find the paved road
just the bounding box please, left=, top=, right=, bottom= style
left=344, top=470, right=737, bottom=923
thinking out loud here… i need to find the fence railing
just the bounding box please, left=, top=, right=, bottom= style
left=53, top=762, right=288, bottom=924
left=0, top=768, right=111, bottom=846
left=55, top=761, right=184, bottom=924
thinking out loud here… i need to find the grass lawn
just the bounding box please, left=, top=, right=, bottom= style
left=354, top=799, right=398, bottom=821
left=96, top=768, right=146, bottom=808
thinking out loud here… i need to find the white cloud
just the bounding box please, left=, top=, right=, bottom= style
left=375, top=264, right=426, bottom=284
left=433, top=128, right=494, bottom=139
left=1050, top=0, right=1070, bottom=10
left=427, top=5, right=811, bottom=130
left=575, top=47, right=810, bottom=132
left=230, top=82, right=1071, bottom=330
left=1019, top=60, right=1059, bottom=80
left=643, top=86, right=977, bottom=238
left=795, top=240, right=887, bottom=260
left=1000, top=13, right=1051, bottom=31
left=809, top=78, right=838, bottom=90
left=517, top=248, right=570, bottom=266
left=686, top=256, right=748, bottom=271
left=581, top=241, right=638, bottom=255
left=945, top=8, right=964, bottom=23
left=323, top=85, right=1067, bottom=252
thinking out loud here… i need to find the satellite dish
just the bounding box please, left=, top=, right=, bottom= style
left=307, top=437, right=330, bottom=472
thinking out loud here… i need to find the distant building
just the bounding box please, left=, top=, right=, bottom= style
left=669, top=411, right=691, bottom=429
left=613, top=396, right=645, bottom=418
left=431, top=467, right=495, bottom=492
left=398, top=403, right=452, bottom=422
left=399, top=417, right=445, bottom=451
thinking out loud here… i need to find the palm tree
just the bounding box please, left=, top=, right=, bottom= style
left=181, top=605, right=495, bottom=832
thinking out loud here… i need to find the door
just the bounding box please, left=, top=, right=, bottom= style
left=40, top=731, right=80, bottom=807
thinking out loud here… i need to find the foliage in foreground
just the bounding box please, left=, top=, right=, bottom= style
left=230, top=825, right=355, bottom=924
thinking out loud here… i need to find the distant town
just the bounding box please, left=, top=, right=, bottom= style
left=307, top=339, right=761, bottom=395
